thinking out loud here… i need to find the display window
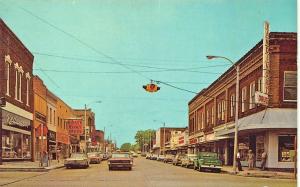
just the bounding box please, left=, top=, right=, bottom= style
left=238, top=136, right=249, bottom=161
left=278, top=135, right=295, bottom=162
left=1, top=130, right=31, bottom=159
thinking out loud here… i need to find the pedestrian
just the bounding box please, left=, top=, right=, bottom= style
left=247, top=149, right=254, bottom=170
left=236, top=150, right=243, bottom=171
left=261, top=149, right=267, bottom=170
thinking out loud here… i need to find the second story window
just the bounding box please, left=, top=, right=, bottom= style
left=211, top=107, right=214, bottom=126
left=283, top=71, right=297, bottom=101
left=230, top=94, right=235, bottom=117
left=258, top=77, right=263, bottom=92
left=5, top=55, right=12, bottom=96
left=241, top=87, right=247, bottom=112
left=249, top=81, right=256, bottom=109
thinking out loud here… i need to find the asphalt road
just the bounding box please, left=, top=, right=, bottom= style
left=0, top=157, right=296, bottom=187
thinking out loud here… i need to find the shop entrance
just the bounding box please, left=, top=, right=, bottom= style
left=228, top=139, right=234, bottom=165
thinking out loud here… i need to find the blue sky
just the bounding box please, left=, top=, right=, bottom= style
left=0, top=0, right=296, bottom=146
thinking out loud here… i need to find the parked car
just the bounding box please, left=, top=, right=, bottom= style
left=141, top=152, right=146, bottom=157
left=64, top=153, right=89, bottom=169
left=101, top=153, right=109, bottom=160
left=137, top=151, right=141, bottom=154
left=157, top=155, right=165, bottom=161
left=145, top=153, right=151, bottom=159
left=108, top=152, right=133, bottom=170
left=193, top=152, right=222, bottom=172
left=163, top=154, right=175, bottom=163
left=172, top=153, right=185, bottom=166
left=87, top=152, right=101, bottom=164
left=150, top=154, right=159, bottom=160
left=181, top=154, right=197, bottom=168
left=132, top=152, right=138, bottom=158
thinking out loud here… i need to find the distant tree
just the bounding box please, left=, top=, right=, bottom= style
left=120, top=143, right=131, bottom=152
left=134, top=129, right=155, bottom=152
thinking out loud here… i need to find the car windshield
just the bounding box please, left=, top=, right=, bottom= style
left=112, top=153, right=130, bottom=158
left=87, top=152, right=98, bottom=157
left=199, top=152, right=218, bottom=158
left=70, top=153, right=86, bottom=159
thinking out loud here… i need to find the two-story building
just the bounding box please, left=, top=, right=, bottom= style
left=188, top=31, right=297, bottom=169
left=0, top=19, right=34, bottom=163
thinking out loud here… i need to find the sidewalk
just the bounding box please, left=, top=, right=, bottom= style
left=0, top=159, right=65, bottom=172
left=222, top=166, right=295, bottom=179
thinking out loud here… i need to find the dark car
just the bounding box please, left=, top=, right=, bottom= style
left=150, top=154, right=158, bottom=160
left=64, top=153, right=89, bottom=169
left=194, top=152, right=222, bottom=172
left=108, top=152, right=133, bottom=170
left=87, top=152, right=101, bottom=164
left=172, top=153, right=185, bottom=166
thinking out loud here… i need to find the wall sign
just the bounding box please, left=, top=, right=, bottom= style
left=2, top=110, right=31, bottom=131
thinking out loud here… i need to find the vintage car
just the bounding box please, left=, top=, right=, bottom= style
left=150, top=154, right=158, bottom=160
left=181, top=154, right=197, bottom=168
left=108, top=152, right=133, bottom=170
left=157, top=155, right=165, bottom=161
left=172, top=153, right=185, bottom=166
left=64, top=153, right=89, bottom=169
left=145, top=153, right=152, bottom=159
left=132, top=152, right=138, bottom=158
left=163, top=154, right=175, bottom=163
left=87, top=152, right=101, bottom=164
left=193, top=152, right=222, bottom=173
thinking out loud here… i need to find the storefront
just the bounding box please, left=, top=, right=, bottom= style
left=1, top=110, right=32, bottom=161
left=57, top=132, right=70, bottom=159
left=48, top=130, right=56, bottom=159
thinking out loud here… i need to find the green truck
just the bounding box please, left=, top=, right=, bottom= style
left=193, top=152, right=222, bottom=173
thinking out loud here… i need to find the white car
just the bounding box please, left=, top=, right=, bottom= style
left=64, top=153, right=89, bottom=169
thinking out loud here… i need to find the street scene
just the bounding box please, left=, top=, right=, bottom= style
left=0, top=158, right=296, bottom=187
left=0, top=0, right=297, bottom=187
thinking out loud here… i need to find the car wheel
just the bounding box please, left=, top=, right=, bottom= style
left=198, top=166, right=202, bottom=172
left=129, top=167, right=132, bottom=171
left=193, top=165, right=197, bottom=170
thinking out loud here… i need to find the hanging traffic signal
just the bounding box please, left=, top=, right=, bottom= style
left=143, top=83, right=160, bottom=93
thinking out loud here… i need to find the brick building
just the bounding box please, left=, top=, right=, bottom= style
left=188, top=32, right=297, bottom=169
left=0, top=19, right=34, bottom=162
left=32, top=76, right=47, bottom=161
left=153, top=127, right=186, bottom=155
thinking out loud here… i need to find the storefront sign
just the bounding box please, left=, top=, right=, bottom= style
left=57, top=132, right=70, bottom=144
left=35, top=112, right=46, bottom=123
left=189, top=138, right=198, bottom=144
left=206, top=134, right=215, bottom=142
left=2, top=110, right=31, bottom=131
left=255, top=91, right=269, bottom=106
left=36, top=124, right=48, bottom=137
left=66, top=119, right=83, bottom=135
left=178, top=136, right=185, bottom=145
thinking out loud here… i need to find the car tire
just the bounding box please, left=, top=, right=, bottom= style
left=193, top=165, right=197, bottom=170
left=129, top=167, right=132, bottom=171
left=198, top=166, right=202, bottom=172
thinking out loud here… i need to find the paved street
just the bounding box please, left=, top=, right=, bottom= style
left=0, top=158, right=296, bottom=187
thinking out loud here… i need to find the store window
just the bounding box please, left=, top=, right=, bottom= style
left=283, top=71, right=297, bottom=101
left=278, top=135, right=295, bottom=162
left=238, top=136, right=249, bottom=161
left=1, top=130, right=31, bottom=159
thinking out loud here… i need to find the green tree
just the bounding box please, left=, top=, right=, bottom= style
left=134, top=129, right=156, bottom=152
left=120, top=143, right=131, bottom=152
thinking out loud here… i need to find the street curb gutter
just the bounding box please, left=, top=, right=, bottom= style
left=222, top=170, right=294, bottom=180
left=0, top=165, right=65, bottom=172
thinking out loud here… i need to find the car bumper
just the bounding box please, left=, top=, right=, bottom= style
left=65, top=163, right=88, bottom=167
left=200, top=165, right=222, bottom=169
left=108, top=163, right=132, bottom=168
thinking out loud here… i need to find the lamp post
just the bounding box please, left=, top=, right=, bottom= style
left=84, top=100, right=101, bottom=153
left=206, top=55, right=239, bottom=173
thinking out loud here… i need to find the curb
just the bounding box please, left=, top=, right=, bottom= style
left=0, top=165, right=65, bottom=172
left=222, top=170, right=294, bottom=179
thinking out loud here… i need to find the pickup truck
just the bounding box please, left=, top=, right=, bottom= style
left=193, top=152, right=222, bottom=173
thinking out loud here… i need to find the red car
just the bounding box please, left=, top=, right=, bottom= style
left=108, top=152, right=133, bottom=170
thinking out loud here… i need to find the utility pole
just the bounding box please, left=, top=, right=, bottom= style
left=163, top=123, right=166, bottom=156
left=84, top=104, right=87, bottom=153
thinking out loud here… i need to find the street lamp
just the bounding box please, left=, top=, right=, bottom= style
left=153, top=120, right=166, bottom=155
left=206, top=55, right=239, bottom=173
left=84, top=100, right=101, bottom=153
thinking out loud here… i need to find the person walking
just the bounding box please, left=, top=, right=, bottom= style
left=261, top=150, right=267, bottom=170
left=236, top=150, right=243, bottom=171
left=248, top=149, right=254, bottom=170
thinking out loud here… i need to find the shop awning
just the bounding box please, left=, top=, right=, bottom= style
left=215, top=108, right=297, bottom=136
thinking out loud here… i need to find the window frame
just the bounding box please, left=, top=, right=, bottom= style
left=283, top=71, right=297, bottom=102
left=249, top=81, right=256, bottom=109
left=241, top=86, right=247, bottom=112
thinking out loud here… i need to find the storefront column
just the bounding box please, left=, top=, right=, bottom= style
left=224, top=139, right=228, bottom=165
left=0, top=108, right=2, bottom=165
